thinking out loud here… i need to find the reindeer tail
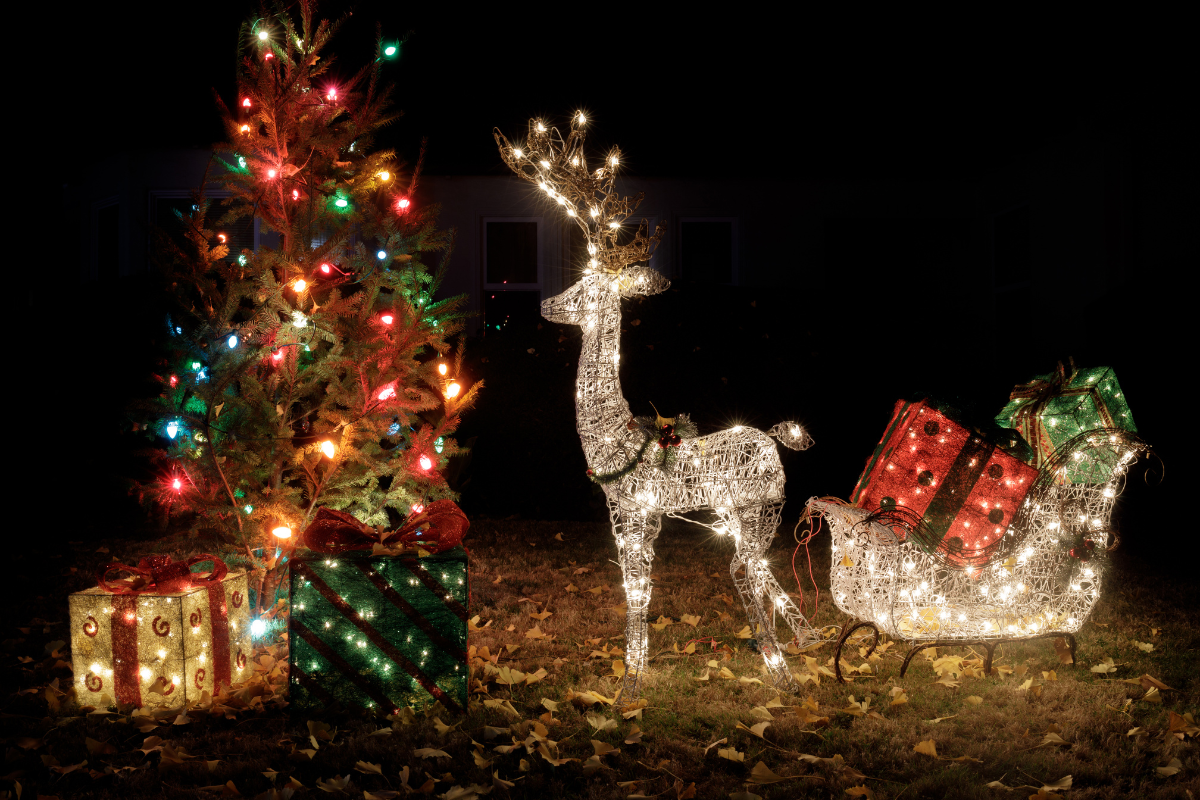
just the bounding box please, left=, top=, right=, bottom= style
left=768, top=422, right=814, bottom=451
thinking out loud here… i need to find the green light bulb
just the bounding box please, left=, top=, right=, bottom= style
left=384, top=45, right=397, bottom=56
left=244, top=505, right=253, bottom=514
left=335, top=198, right=348, bottom=208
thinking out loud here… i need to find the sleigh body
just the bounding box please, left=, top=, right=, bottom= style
left=808, top=429, right=1148, bottom=679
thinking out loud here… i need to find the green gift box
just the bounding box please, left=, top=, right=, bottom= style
left=996, top=362, right=1136, bottom=482
left=289, top=546, right=468, bottom=714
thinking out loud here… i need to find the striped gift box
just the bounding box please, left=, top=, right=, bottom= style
left=288, top=546, right=468, bottom=714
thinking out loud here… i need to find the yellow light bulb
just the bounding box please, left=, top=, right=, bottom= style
left=438, top=363, right=448, bottom=376
left=293, top=279, right=307, bottom=292
left=240, top=124, right=250, bottom=133
left=378, top=171, right=390, bottom=181
left=445, top=382, right=462, bottom=399
left=272, top=526, right=292, bottom=539
left=536, top=122, right=545, bottom=132
left=320, top=440, right=336, bottom=458
left=258, top=30, right=269, bottom=41
left=610, top=155, right=619, bottom=166
left=577, top=113, right=586, bottom=124
left=514, top=149, right=523, bottom=158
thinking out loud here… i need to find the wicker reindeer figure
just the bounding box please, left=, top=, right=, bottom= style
left=496, top=116, right=816, bottom=698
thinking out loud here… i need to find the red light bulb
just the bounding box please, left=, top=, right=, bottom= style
left=320, top=263, right=331, bottom=273
left=411, top=503, right=424, bottom=514
left=264, top=52, right=273, bottom=60
left=172, top=478, right=182, bottom=490
left=169, top=375, right=178, bottom=387
left=272, top=350, right=284, bottom=361
left=292, top=189, right=299, bottom=200
left=380, top=313, right=394, bottom=325
left=242, top=98, right=251, bottom=108
left=378, top=386, right=396, bottom=401
left=397, top=198, right=410, bottom=211
left=419, top=454, right=433, bottom=471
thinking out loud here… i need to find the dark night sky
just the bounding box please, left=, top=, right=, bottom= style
left=56, top=3, right=1186, bottom=184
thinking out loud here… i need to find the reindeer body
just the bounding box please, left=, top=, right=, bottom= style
left=497, top=115, right=815, bottom=698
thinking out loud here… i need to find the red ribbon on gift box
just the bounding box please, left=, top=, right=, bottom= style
left=93, top=555, right=233, bottom=706
left=96, top=554, right=228, bottom=594
left=302, top=501, right=470, bottom=555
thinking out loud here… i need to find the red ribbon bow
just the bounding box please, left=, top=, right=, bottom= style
left=301, top=500, right=469, bottom=555
left=97, top=554, right=229, bottom=594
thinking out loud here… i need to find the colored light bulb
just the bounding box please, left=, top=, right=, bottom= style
left=240, top=124, right=250, bottom=133
left=172, top=478, right=182, bottom=490
left=166, top=421, right=179, bottom=439
left=320, top=263, right=331, bottom=273
left=272, top=350, right=283, bottom=361
left=244, top=505, right=253, bottom=514
left=419, top=454, right=432, bottom=470
left=228, top=335, right=238, bottom=348
left=242, top=98, right=251, bottom=108
left=335, top=198, right=348, bottom=208
left=411, top=503, right=424, bottom=514
left=380, top=313, right=394, bottom=325
left=238, top=255, right=247, bottom=265
left=378, top=386, right=396, bottom=400
left=434, top=436, right=445, bottom=454
left=292, top=189, right=299, bottom=200
left=384, top=45, right=397, bottom=56
left=377, top=250, right=387, bottom=260
left=445, top=382, right=461, bottom=399
left=437, top=363, right=448, bottom=376
left=378, top=171, right=390, bottom=181
left=397, top=197, right=410, bottom=210
left=320, top=440, right=336, bottom=458
left=293, top=279, right=307, bottom=292
left=217, top=233, right=227, bottom=243
left=258, top=30, right=268, bottom=41
left=238, top=156, right=247, bottom=169
left=251, top=619, right=267, bottom=636
left=169, top=375, right=178, bottom=387
left=272, top=526, right=292, bottom=539
left=267, top=169, right=277, bottom=178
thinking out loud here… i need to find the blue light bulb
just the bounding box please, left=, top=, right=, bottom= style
left=166, top=421, right=179, bottom=439
left=238, top=254, right=247, bottom=265
left=377, top=250, right=387, bottom=260
left=388, top=422, right=401, bottom=436
left=228, top=335, right=238, bottom=349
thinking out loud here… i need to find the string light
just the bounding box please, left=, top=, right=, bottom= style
left=384, top=45, right=397, bottom=56
left=377, top=250, right=387, bottom=260
left=293, top=189, right=300, bottom=200
left=320, top=441, right=336, bottom=458
left=335, top=198, right=348, bottom=208
left=172, top=478, right=183, bottom=491
left=240, top=125, right=250, bottom=134
left=397, top=198, right=410, bottom=211
left=293, top=279, right=307, bottom=292
left=267, top=169, right=277, bottom=179
left=242, top=98, right=251, bottom=108
left=227, top=335, right=238, bottom=349
left=258, top=30, right=269, bottom=41
left=418, top=454, right=432, bottom=471
left=251, top=619, right=267, bottom=636
left=271, top=350, right=284, bottom=362
left=320, top=263, right=332, bottom=274
left=378, top=171, right=390, bottom=181
left=378, top=386, right=396, bottom=401
left=166, top=421, right=179, bottom=439
left=272, top=526, right=292, bottom=539
left=445, top=382, right=461, bottom=399
left=437, top=363, right=448, bottom=376
left=380, top=313, right=394, bottom=325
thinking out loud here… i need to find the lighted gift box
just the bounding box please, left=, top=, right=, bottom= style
left=851, top=399, right=1039, bottom=558
left=288, top=503, right=470, bottom=714
left=69, top=555, right=252, bottom=708
left=996, top=363, right=1136, bottom=482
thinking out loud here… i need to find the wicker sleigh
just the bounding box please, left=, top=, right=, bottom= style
left=807, top=428, right=1149, bottom=682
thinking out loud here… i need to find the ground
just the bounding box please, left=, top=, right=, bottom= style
left=2, top=517, right=1196, bottom=799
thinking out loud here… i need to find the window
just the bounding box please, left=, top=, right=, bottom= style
left=681, top=219, right=736, bottom=283
left=96, top=202, right=119, bottom=280
left=483, top=218, right=541, bottom=331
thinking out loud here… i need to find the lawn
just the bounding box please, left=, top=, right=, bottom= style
left=2, top=516, right=1196, bottom=799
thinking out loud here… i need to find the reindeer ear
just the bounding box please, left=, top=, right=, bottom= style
left=615, top=265, right=670, bottom=298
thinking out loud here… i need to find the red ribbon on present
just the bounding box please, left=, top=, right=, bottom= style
left=302, top=500, right=470, bottom=555
left=97, top=554, right=228, bottom=594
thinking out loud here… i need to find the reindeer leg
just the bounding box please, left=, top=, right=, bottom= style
left=727, top=504, right=799, bottom=692
left=612, top=498, right=661, bottom=704
left=745, top=501, right=822, bottom=649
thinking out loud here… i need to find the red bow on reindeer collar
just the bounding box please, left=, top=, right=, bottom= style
left=301, top=500, right=470, bottom=556
left=97, top=554, right=229, bottom=594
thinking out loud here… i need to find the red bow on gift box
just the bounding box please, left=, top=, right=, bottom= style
left=97, top=554, right=229, bottom=594
left=302, top=500, right=469, bottom=555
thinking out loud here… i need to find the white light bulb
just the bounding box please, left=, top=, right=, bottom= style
left=590, top=207, right=599, bottom=218
left=227, top=334, right=238, bottom=348
left=540, top=160, right=550, bottom=168
left=536, top=122, right=545, bottom=132
left=251, top=619, right=266, bottom=636
left=514, top=149, right=523, bottom=158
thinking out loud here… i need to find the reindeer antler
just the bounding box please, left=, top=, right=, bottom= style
left=494, top=115, right=665, bottom=275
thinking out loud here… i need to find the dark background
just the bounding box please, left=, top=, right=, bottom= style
left=23, top=5, right=1191, bottom=567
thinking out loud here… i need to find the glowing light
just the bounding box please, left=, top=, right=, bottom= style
left=438, top=363, right=448, bottom=376
left=378, top=386, right=396, bottom=401
left=320, top=263, right=331, bottom=273
left=242, top=98, right=251, bottom=108
left=380, top=313, right=394, bottom=325
left=172, top=478, right=182, bottom=491
left=419, top=454, right=433, bottom=471
left=227, top=335, right=238, bottom=348
left=217, top=233, right=227, bottom=243
left=378, top=171, right=390, bottom=181
left=411, top=504, right=424, bottom=514
left=250, top=619, right=267, bottom=636
left=397, top=197, right=410, bottom=210
left=326, top=88, right=338, bottom=101
left=292, top=311, right=307, bottom=327
left=513, top=149, right=523, bottom=158
left=244, top=504, right=253, bottom=514
left=271, top=526, right=292, bottom=539
left=169, top=375, right=178, bottom=387
left=384, top=45, right=397, bottom=56
left=335, top=198, right=348, bottom=208
left=434, top=436, right=445, bottom=454
left=258, top=30, right=269, bottom=41
left=240, top=124, right=250, bottom=133
left=292, top=189, right=299, bottom=200
left=445, top=382, right=461, bottom=399
left=293, top=279, right=307, bottom=292
left=377, top=250, right=387, bottom=260
left=166, top=421, right=179, bottom=439
left=536, top=122, right=545, bottom=132
left=577, top=113, right=586, bottom=124
left=320, top=440, right=336, bottom=458
left=267, top=169, right=277, bottom=179
left=610, top=155, right=619, bottom=166
left=272, top=350, right=283, bottom=362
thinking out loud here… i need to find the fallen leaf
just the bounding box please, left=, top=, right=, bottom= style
left=354, top=761, right=383, bottom=775
left=965, top=696, right=983, bottom=705
left=736, top=721, right=772, bottom=740
left=1039, top=732, right=1069, bottom=747
left=625, top=725, right=644, bottom=745
left=680, top=614, right=701, bottom=627
left=413, top=748, right=451, bottom=759
left=736, top=625, right=753, bottom=639
left=717, top=747, right=745, bottom=763
left=565, top=583, right=579, bottom=593
left=1131, top=640, right=1154, bottom=652
left=925, top=715, right=958, bottom=724
left=529, top=610, right=552, bottom=621
left=845, top=787, right=874, bottom=798
left=747, top=761, right=792, bottom=784
left=586, top=713, right=618, bottom=733
left=1090, top=656, right=1118, bottom=674
left=1156, top=757, right=1182, bottom=777
left=914, top=740, right=939, bottom=758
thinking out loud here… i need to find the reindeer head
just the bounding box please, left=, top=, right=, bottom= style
left=542, top=265, right=670, bottom=326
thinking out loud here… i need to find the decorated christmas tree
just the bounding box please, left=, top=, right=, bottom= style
left=131, top=0, right=478, bottom=617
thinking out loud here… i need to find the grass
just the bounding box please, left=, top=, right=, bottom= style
left=2, top=517, right=1196, bottom=799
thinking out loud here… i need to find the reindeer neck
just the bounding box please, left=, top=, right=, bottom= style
left=575, top=301, right=637, bottom=468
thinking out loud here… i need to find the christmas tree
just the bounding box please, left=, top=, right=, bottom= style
left=131, top=0, right=478, bottom=616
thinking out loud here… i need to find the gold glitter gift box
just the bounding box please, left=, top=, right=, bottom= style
left=69, top=554, right=252, bottom=708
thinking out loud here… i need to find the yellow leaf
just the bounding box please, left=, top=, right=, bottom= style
left=650, top=616, right=674, bottom=631
left=750, top=706, right=774, bottom=721
left=694, top=669, right=710, bottom=682
left=1090, top=656, right=1118, bottom=674
left=845, top=787, right=875, bottom=798
left=840, top=554, right=855, bottom=568
left=717, top=747, right=744, bottom=763
left=525, top=625, right=548, bottom=640
left=747, top=761, right=790, bottom=784
left=1039, top=732, right=1069, bottom=747
left=1126, top=727, right=1144, bottom=736
left=1132, top=640, right=1154, bottom=652
left=610, top=660, right=626, bottom=679
left=586, top=713, right=618, bottom=732
left=1142, top=686, right=1162, bottom=704
left=680, top=614, right=701, bottom=627
left=735, top=721, right=771, bottom=740
left=738, top=676, right=764, bottom=686
left=1041, top=670, right=1058, bottom=681
left=914, top=740, right=939, bottom=758
left=889, top=687, right=908, bottom=706
left=719, top=667, right=736, bottom=680
left=565, top=583, right=579, bottom=593
left=925, top=715, right=957, bottom=724
left=965, top=696, right=983, bottom=705
left=354, top=760, right=383, bottom=775
left=1156, top=757, right=1182, bottom=777
left=736, top=626, right=753, bottom=639
left=413, top=747, right=451, bottom=758
left=585, top=586, right=605, bottom=595
left=524, top=668, right=548, bottom=685
left=529, top=610, right=552, bottom=621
